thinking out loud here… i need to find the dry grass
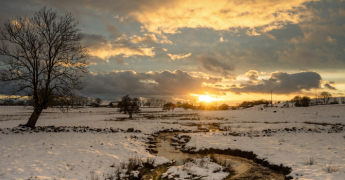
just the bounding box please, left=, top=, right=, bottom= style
left=304, top=157, right=315, bottom=165
left=323, top=162, right=338, bottom=173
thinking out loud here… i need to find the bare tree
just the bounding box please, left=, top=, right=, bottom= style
left=146, top=98, right=153, bottom=107
left=320, top=91, right=332, bottom=105
left=140, top=99, right=146, bottom=107
left=341, top=97, right=345, bottom=104
left=56, top=92, right=77, bottom=113
left=0, top=7, right=89, bottom=128
left=152, top=98, right=158, bottom=107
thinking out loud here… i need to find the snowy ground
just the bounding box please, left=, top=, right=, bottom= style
left=161, top=157, right=230, bottom=180
left=0, top=105, right=345, bottom=179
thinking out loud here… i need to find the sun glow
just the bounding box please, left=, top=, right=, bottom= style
left=198, top=95, right=217, bottom=103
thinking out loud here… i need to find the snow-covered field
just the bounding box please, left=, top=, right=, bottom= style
left=0, top=105, right=345, bottom=179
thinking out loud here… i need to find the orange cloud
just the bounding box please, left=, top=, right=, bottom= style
left=85, top=34, right=156, bottom=59
left=130, top=34, right=173, bottom=44
left=88, top=44, right=155, bottom=59
left=167, top=53, right=192, bottom=60
left=129, top=0, right=317, bottom=34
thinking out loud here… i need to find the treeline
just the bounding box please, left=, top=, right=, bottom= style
left=0, top=94, right=91, bottom=109
left=0, top=99, right=27, bottom=106
left=235, top=91, right=343, bottom=109
left=140, top=98, right=168, bottom=107
left=159, top=101, right=230, bottom=111
left=291, top=91, right=344, bottom=107
left=238, top=99, right=270, bottom=107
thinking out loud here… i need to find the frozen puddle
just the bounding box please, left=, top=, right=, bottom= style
left=156, top=132, right=286, bottom=180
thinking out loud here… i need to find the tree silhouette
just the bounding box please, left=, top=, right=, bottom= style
left=95, top=97, right=102, bottom=105
left=118, top=95, right=140, bottom=118
left=0, top=7, right=89, bottom=128
left=320, top=91, right=332, bottom=105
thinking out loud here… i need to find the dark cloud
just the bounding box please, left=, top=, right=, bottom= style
left=228, top=71, right=322, bottom=94
left=152, top=47, right=168, bottom=52
left=324, top=83, right=337, bottom=90
left=109, top=56, right=128, bottom=65
left=196, top=56, right=235, bottom=78
left=83, top=34, right=108, bottom=47
left=82, top=70, right=223, bottom=100
left=107, top=25, right=121, bottom=38
left=1, top=0, right=344, bottom=100
left=245, top=70, right=259, bottom=81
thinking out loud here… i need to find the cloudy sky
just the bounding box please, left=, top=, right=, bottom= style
left=1, top=0, right=344, bottom=104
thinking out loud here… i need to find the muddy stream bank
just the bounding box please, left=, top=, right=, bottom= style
left=146, top=132, right=287, bottom=180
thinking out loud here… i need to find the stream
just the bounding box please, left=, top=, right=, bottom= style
left=154, top=132, right=286, bottom=180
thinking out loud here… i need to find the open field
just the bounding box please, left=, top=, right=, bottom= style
left=1, top=105, right=345, bottom=179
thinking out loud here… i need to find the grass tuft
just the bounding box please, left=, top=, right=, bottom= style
left=304, top=157, right=315, bottom=165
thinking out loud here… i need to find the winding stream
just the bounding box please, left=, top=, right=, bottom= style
left=155, top=132, right=286, bottom=180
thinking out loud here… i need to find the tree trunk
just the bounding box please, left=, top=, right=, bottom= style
left=25, top=106, right=43, bottom=128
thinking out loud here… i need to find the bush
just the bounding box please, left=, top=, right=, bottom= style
left=182, top=103, right=194, bottom=110
left=162, top=102, right=176, bottom=111
left=323, top=162, right=338, bottom=173
left=218, top=104, right=229, bottom=110
left=300, top=96, right=311, bottom=107
left=292, top=96, right=310, bottom=107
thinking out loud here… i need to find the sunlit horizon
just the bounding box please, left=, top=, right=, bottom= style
left=198, top=95, right=218, bottom=103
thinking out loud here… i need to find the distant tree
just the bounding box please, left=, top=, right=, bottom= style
left=0, top=7, right=89, bottom=128
left=118, top=95, right=141, bottom=118
left=16, top=100, right=25, bottom=106
left=95, top=98, right=102, bottom=105
left=300, top=96, right=311, bottom=107
left=320, top=92, right=332, bottom=105
left=139, top=100, right=145, bottom=107
left=90, top=102, right=99, bottom=107
left=108, top=102, right=113, bottom=107
left=218, top=104, right=229, bottom=110
left=341, top=97, right=345, bottom=104
left=145, top=98, right=153, bottom=107
left=182, top=103, right=194, bottom=111
left=162, top=102, right=176, bottom=111
left=3, top=99, right=14, bottom=105
left=329, top=97, right=339, bottom=104
left=55, top=92, right=78, bottom=113
left=75, top=95, right=88, bottom=106
left=291, top=96, right=302, bottom=107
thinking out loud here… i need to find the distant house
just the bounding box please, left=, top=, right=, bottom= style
left=109, top=101, right=118, bottom=108
left=90, top=102, right=99, bottom=107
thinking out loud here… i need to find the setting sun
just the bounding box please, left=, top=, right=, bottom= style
left=198, top=95, right=217, bottom=103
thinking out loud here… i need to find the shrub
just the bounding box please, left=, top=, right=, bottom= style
left=182, top=103, right=194, bottom=110
left=218, top=104, right=229, bottom=110
left=323, top=162, right=338, bottom=173
left=304, top=157, right=315, bottom=165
